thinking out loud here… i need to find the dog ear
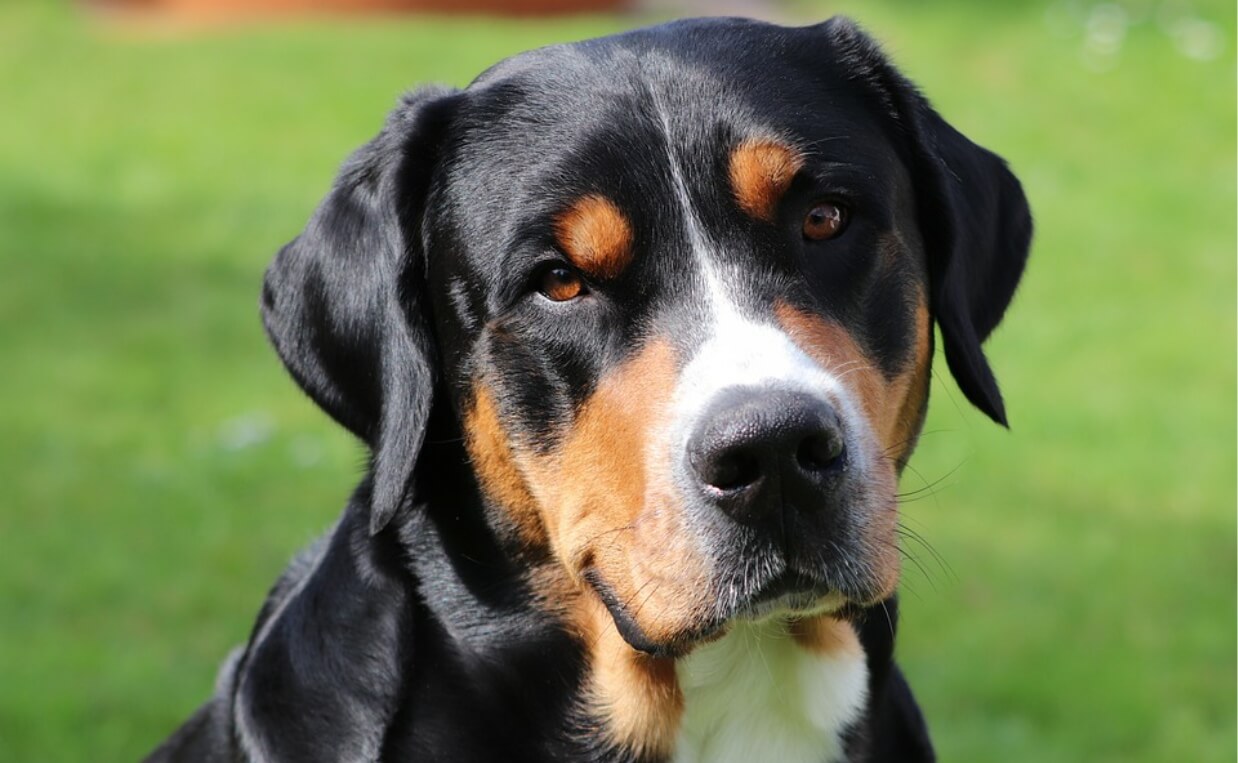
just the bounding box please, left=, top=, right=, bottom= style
left=821, top=18, right=1033, bottom=426
left=261, top=86, right=460, bottom=534
left=904, top=100, right=1032, bottom=427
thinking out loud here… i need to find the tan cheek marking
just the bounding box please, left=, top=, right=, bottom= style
left=463, top=390, right=663, bottom=743
left=532, top=339, right=683, bottom=580
left=463, top=385, right=548, bottom=549
left=562, top=345, right=716, bottom=631
left=789, top=615, right=865, bottom=659
left=888, top=300, right=932, bottom=463
left=553, top=195, right=634, bottom=279
left=729, top=139, right=804, bottom=222
left=773, top=300, right=929, bottom=458
left=775, top=301, right=934, bottom=601
left=464, top=346, right=709, bottom=756
left=516, top=340, right=700, bottom=758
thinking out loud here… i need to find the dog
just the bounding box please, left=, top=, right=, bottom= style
left=148, top=15, right=1030, bottom=763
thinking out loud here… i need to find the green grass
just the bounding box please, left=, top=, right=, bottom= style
left=1, top=1, right=1233, bottom=760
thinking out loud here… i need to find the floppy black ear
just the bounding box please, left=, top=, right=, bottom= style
left=261, top=86, right=460, bottom=534
left=821, top=18, right=1033, bottom=426
left=905, top=102, right=1032, bottom=427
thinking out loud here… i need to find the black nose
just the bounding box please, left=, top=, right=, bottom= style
left=687, top=388, right=847, bottom=523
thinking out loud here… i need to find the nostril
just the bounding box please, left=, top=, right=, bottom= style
left=796, top=432, right=846, bottom=473
left=702, top=449, right=762, bottom=491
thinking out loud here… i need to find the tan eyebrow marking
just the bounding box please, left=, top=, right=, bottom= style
left=553, top=194, right=635, bottom=279
left=729, top=139, right=804, bottom=222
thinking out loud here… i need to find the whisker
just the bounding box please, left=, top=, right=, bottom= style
left=894, top=540, right=937, bottom=591
left=878, top=599, right=895, bottom=640
left=835, top=362, right=877, bottom=382
left=629, top=581, right=664, bottom=633
left=882, top=428, right=949, bottom=455
left=897, top=574, right=924, bottom=603
left=896, top=460, right=966, bottom=500
left=589, top=576, right=657, bottom=651
left=578, top=524, right=635, bottom=551
left=878, top=532, right=936, bottom=592
left=897, top=524, right=957, bottom=584
left=930, top=365, right=974, bottom=429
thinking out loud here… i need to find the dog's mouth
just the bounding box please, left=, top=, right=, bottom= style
left=735, top=571, right=844, bottom=621
left=582, top=567, right=848, bottom=658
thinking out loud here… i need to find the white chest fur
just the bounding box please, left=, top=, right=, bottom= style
left=672, top=619, right=869, bottom=763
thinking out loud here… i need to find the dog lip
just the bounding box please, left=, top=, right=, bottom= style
left=581, top=567, right=724, bottom=658
left=581, top=566, right=847, bottom=656
left=581, top=567, right=669, bottom=657
left=732, top=571, right=838, bottom=618
left=753, top=571, right=822, bottom=603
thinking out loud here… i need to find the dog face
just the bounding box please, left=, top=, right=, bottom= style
left=261, top=18, right=1030, bottom=656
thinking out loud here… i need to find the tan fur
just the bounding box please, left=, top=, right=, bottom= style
left=463, top=340, right=708, bottom=755
left=577, top=597, right=684, bottom=758
left=464, top=385, right=549, bottom=549
left=729, top=139, right=804, bottom=222
left=889, top=300, right=932, bottom=462
left=774, top=300, right=931, bottom=461
left=538, top=340, right=706, bottom=756
left=774, top=300, right=933, bottom=600
left=463, top=341, right=704, bottom=611
left=789, top=615, right=864, bottom=658
left=554, top=195, right=635, bottom=279
left=539, top=340, right=714, bottom=644
left=519, top=564, right=685, bottom=757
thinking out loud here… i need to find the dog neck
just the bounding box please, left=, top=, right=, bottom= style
left=672, top=616, right=870, bottom=763
left=577, top=607, right=870, bottom=763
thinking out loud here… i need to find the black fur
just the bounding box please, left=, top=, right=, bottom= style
left=149, top=16, right=1028, bottom=762
left=818, top=18, right=1032, bottom=424
left=260, top=86, right=461, bottom=533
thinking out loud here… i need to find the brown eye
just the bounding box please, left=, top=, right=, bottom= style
left=802, top=202, right=847, bottom=241
left=538, top=264, right=585, bottom=302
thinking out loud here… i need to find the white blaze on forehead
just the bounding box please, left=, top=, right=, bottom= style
left=645, top=90, right=872, bottom=461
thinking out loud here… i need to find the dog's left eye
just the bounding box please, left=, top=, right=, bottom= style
left=537, top=264, right=586, bottom=302
left=802, top=202, right=848, bottom=241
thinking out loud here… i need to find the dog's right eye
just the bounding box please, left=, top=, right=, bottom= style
left=536, top=263, right=586, bottom=302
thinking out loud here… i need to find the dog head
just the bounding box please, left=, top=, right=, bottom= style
left=262, top=17, right=1030, bottom=657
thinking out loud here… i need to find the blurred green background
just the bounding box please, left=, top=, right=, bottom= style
left=1, top=0, right=1233, bottom=760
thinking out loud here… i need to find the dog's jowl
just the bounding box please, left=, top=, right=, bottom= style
left=149, top=16, right=1030, bottom=763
